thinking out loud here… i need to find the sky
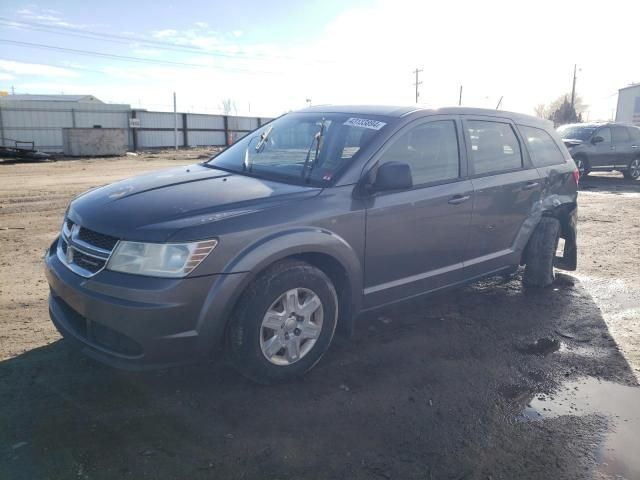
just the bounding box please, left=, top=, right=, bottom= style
left=0, top=0, right=638, bottom=119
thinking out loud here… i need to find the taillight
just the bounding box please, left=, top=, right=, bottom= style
left=573, top=169, right=580, bottom=185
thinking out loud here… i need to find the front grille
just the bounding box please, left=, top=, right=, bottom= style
left=58, top=219, right=119, bottom=277
left=78, top=227, right=118, bottom=251
left=72, top=249, right=106, bottom=273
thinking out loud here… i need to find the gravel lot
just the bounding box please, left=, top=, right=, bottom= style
left=1, top=151, right=639, bottom=479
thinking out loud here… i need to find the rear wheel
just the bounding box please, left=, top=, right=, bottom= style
left=623, top=158, right=640, bottom=180
left=523, top=217, right=561, bottom=288
left=226, top=259, right=338, bottom=384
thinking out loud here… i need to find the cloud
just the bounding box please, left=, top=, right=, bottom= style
left=152, top=29, right=178, bottom=39
left=195, top=21, right=208, bottom=28
left=0, top=60, right=79, bottom=78
left=0, top=72, right=15, bottom=81
left=16, top=5, right=87, bottom=28
left=232, top=30, right=243, bottom=38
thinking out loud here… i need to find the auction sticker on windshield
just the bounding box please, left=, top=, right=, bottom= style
left=343, top=118, right=386, bottom=130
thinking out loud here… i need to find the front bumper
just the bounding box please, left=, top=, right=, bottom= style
left=44, top=238, right=248, bottom=370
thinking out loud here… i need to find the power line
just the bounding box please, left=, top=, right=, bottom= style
left=0, top=17, right=325, bottom=64
left=0, top=39, right=280, bottom=74
left=413, top=68, right=423, bottom=104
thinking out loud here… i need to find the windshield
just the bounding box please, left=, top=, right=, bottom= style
left=206, top=112, right=389, bottom=186
left=556, top=125, right=597, bottom=141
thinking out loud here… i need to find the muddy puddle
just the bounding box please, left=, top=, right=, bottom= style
left=521, top=377, right=640, bottom=479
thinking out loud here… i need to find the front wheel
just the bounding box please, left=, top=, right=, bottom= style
left=574, top=157, right=589, bottom=178
left=623, top=158, right=640, bottom=180
left=226, top=259, right=338, bottom=384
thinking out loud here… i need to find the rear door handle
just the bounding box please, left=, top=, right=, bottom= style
left=448, top=194, right=471, bottom=205
left=610, top=146, right=616, bottom=150
left=522, top=181, right=539, bottom=190
left=632, top=145, right=639, bottom=149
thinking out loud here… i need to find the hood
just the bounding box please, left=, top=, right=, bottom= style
left=562, top=138, right=584, bottom=148
left=68, top=164, right=320, bottom=241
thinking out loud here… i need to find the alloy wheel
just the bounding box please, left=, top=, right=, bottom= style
left=259, top=288, right=324, bottom=366
left=629, top=159, right=640, bottom=179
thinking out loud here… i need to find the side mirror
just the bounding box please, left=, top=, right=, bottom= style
left=592, top=135, right=604, bottom=144
left=372, top=161, right=413, bottom=192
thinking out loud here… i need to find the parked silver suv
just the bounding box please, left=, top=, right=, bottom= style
left=45, top=106, right=579, bottom=383
left=558, top=122, right=640, bottom=179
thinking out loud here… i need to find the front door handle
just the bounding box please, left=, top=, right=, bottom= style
left=632, top=145, right=638, bottom=149
left=522, top=181, right=539, bottom=190
left=448, top=194, right=471, bottom=205
left=610, top=146, right=616, bottom=150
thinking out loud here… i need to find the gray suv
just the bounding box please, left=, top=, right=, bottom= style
left=557, top=122, right=640, bottom=179
left=45, top=106, right=579, bottom=383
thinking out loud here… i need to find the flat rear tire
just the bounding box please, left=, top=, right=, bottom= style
left=523, top=217, right=561, bottom=288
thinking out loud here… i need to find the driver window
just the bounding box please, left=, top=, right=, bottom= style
left=596, top=127, right=611, bottom=143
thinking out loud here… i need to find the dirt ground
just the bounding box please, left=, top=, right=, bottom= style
left=1, top=151, right=639, bottom=480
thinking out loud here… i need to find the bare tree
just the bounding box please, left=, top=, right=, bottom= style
left=534, top=93, right=588, bottom=120
left=534, top=103, right=547, bottom=118
left=220, top=98, right=237, bottom=116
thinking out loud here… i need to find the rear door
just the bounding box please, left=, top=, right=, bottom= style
left=590, top=127, right=614, bottom=167
left=363, top=116, right=473, bottom=308
left=629, top=126, right=640, bottom=161
left=462, top=117, right=542, bottom=275
left=611, top=126, right=632, bottom=168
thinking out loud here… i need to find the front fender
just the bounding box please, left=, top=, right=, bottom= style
left=194, top=227, right=363, bottom=354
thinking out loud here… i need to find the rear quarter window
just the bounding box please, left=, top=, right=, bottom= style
left=627, top=126, right=640, bottom=142
left=518, top=125, right=566, bottom=167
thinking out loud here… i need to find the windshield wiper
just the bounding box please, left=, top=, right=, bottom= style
left=244, top=125, right=273, bottom=172
left=254, top=125, right=273, bottom=153
left=301, top=119, right=325, bottom=182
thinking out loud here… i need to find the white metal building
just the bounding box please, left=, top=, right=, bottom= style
left=0, top=94, right=269, bottom=152
left=615, top=84, right=640, bottom=125
left=0, top=95, right=130, bottom=151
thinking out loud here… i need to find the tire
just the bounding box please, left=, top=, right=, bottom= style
left=574, top=156, right=589, bottom=177
left=622, top=158, right=640, bottom=180
left=226, top=259, right=338, bottom=384
left=523, top=217, right=561, bottom=288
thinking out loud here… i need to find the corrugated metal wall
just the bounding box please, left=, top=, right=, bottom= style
left=0, top=99, right=271, bottom=153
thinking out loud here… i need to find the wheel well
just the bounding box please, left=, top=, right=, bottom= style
left=522, top=204, right=577, bottom=267
left=291, top=252, right=354, bottom=338
left=225, top=252, right=355, bottom=344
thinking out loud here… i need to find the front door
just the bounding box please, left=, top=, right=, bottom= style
left=363, top=117, right=472, bottom=308
left=590, top=127, right=614, bottom=167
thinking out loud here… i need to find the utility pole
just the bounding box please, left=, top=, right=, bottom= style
left=173, top=92, right=178, bottom=151
left=413, top=68, right=423, bottom=104
left=11, top=85, right=15, bottom=95
left=458, top=85, right=463, bottom=106
left=570, top=64, right=577, bottom=109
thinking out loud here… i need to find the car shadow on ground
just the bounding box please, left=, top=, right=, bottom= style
left=579, top=172, right=640, bottom=194
left=1, top=272, right=637, bottom=480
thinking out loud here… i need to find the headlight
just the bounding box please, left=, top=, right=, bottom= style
left=106, top=239, right=218, bottom=278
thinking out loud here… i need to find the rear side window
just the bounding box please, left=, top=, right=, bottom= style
left=379, top=120, right=460, bottom=185
left=629, top=127, right=640, bottom=142
left=519, top=125, right=565, bottom=167
left=612, top=126, right=630, bottom=143
left=466, top=121, right=523, bottom=175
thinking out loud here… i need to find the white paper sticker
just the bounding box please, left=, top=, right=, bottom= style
left=343, top=117, right=387, bottom=130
